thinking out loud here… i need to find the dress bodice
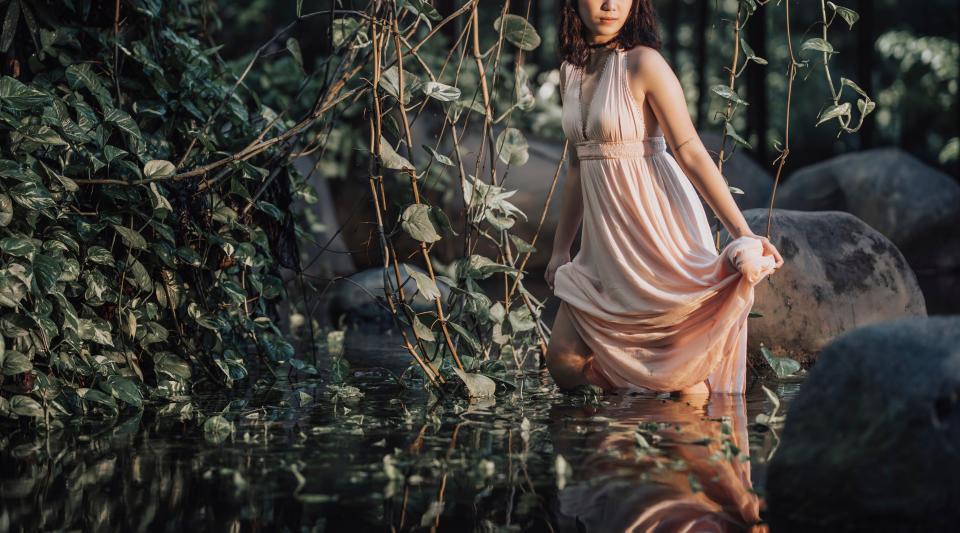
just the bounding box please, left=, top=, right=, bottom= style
left=561, top=48, right=659, bottom=146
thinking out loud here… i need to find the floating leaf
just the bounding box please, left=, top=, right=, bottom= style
left=452, top=367, right=496, bottom=399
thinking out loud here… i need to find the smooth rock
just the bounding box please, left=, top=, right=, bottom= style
left=325, top=263, right=451, bottom=327
left=777, top=147, right=960, bottom=245
left=766, top=315, right=960, bottom=532
left=777, top=148, right=960, bottom=313
left=723, top=209, right=926, bottom=365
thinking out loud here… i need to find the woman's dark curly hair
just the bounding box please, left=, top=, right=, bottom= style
left=558, top=0, right=662, bottom=68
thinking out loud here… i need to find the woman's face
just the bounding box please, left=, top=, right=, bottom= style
left=577, top=0, right=633, bottom=41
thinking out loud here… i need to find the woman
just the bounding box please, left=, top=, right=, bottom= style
left=545, top=0, right=785, bottom=396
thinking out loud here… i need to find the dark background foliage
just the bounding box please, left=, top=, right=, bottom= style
left=0, top=0, right=312, bottom=420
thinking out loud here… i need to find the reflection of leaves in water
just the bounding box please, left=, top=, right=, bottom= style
left=327, top=384, right=364, bottom=402
left=755, top=384, right=786, bottom=462
left=0, top=374, right=801, bottom=531
left=203, top=415, right=234, bottom=444
left=555, top=454, right=572, bottom=490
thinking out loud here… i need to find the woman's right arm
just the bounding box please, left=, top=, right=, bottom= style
left=547, top=64, right=584, bottom=290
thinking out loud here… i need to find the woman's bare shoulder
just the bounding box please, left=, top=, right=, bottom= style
left=622, top=46, right=672, bottom=89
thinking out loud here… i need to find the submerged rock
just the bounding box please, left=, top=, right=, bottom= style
left=729, top=209, right=926, bottom=365
left=766, top=315, right=960, bottom=532
left=323, top=263, right=452, bottom=374
left=326, top=262, right=451, bottom=327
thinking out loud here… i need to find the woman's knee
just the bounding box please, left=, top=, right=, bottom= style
left=547, top=350, right=589, bottom=390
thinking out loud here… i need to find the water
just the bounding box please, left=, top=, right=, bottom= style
left=0, top=367, right=801, bottom=532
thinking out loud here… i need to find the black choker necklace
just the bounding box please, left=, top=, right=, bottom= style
left=587, top=34, right=621, bottom=49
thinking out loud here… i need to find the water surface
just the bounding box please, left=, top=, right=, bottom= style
left=0, top=367, right=799, bottom=532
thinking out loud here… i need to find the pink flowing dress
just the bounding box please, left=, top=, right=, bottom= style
left=553, top=48, right=777, bottom=394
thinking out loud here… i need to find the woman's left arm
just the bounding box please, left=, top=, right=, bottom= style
left=628, top=47, right=783, bottom=267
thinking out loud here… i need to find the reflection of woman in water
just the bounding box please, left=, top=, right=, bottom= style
left=546, top=0, right=784, bottom=396
left=549, top=394, right=768, bottom=532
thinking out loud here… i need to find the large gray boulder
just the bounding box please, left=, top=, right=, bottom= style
left=766, top=315, right=960, bottom=532
left=724, top=209, right=926, bottom=365
left=777, top=148, right=960, bottom=245
left=777, top=148, right=960, bottom=313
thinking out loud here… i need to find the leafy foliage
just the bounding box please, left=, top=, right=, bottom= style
left=0, top=0, right=307, bottom=423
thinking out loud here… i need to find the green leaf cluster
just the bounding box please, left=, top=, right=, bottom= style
left=0, top=0, right=307, bottom=423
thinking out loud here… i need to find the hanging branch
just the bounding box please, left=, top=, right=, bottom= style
left=808, top=0, right=875, bottom=135
left=766, top=0, right=801, bottom=238
left=368, top=8, right=444, bottom=388
left=390, top=7, right=466, bottom=372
